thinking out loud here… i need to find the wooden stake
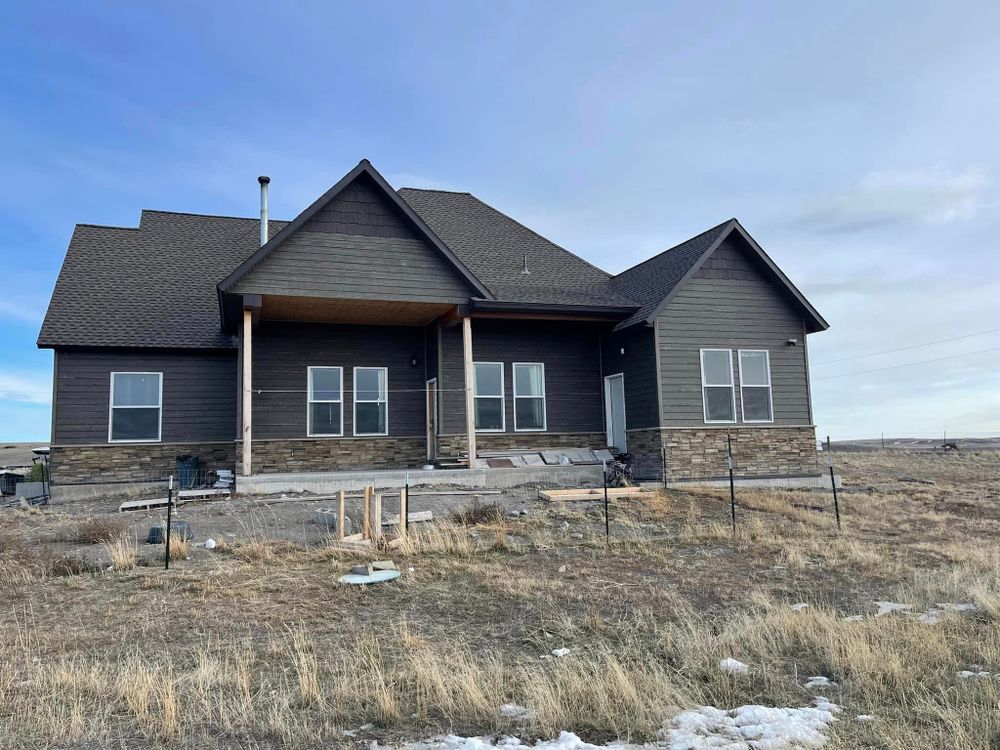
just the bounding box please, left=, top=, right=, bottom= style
left=373, top=493, right=383, bottom=540
left=337, top=489, right=346, bottom=541
left=363, top=485, right=372, bottom=540
left=398, top=487, right=408, bottom=538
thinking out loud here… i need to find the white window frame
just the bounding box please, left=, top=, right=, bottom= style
left=473, top=361, right=506, bottom=433
left=307, top=366, right=344, bottom=438
left=512, top=362, right=547, bottom=432
left=353, top=366, right=389, bottom=437
left=738, top=349, right=774, bottom=424
left=108, top=372, right=163, bottom=443
left=699, top=349, right=736, bottom=424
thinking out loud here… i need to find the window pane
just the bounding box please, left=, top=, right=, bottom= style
left=355, top=402, right=387, bottom=434
left=702, top=351, right=732, bottom=386
left=515, top=364, right=543, bottom=397
left=310, top=368, right=341, bottom=401
left=309, top=402, right=341, bottom=435
left=475, top=398, right=503, bottom=430
left=113, top=374, right=160, bottom=407
left=355, top=368, right=385, bottom=401
left=474, top=363, right=502, bottom=397
left=515, top=398, right=544, bottom=430
left=111, top=407, right=159, bottom=440
left=740, top=351, right=769, bottom=386
left=704, top=386, right=734, bottom=422
left=742, top=386, right=772, bottom=421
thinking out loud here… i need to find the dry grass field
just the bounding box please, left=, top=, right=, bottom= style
left=0, top=450, right=998, bottom=749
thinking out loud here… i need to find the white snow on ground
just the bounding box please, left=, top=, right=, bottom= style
left=956, top=669, right=997, bottom=680
left=500, top=704, right=539, bottom=721
left=855, top=715, right=875, bottom=722
left=804, top=676, right=837, bottom=689
left=662, top=698, right=840, bottom=750
left=392, top=730, right=633, bottom=749
left=719, top=658, right=749, bottom=674
left=874, top=601, right=910, bottom=617
left=789, top=602, right=809, bottom=611
left=843, top=614, right=864, bottom=622
left=551, top=648, right=571, bottom=658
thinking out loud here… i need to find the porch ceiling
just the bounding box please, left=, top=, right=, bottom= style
left=260, top=294, right=454, bottom=326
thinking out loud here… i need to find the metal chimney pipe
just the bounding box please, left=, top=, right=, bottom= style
left=257, top=176, right=270, bottom=247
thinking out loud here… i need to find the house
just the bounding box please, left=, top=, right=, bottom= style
left=37, top=159, right=828, bottom=487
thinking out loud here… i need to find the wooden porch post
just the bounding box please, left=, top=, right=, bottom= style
left=462, top=316, right=477, bottom=467
left=241, top=310, right=253, bottom=476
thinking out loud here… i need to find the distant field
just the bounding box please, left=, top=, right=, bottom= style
left=832, top=436, right=1000, bottom=452
left=0, top=451, right=998, bottom=748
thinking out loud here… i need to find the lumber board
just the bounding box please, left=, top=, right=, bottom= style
left=538, top=487, right=652, bottom=502
left=382, top=510, right=433, bottom=526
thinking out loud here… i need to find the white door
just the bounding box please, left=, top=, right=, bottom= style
left=604, top=373, right=627, bottom=451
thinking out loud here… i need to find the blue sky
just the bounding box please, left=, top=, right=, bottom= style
left=2, top=1, right=999, bottom=442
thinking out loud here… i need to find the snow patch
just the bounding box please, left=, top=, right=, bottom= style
left=719, top=658, right=749, bottom=674
left=661, top=698, right=840, bottom=750
left=855, top=714, right=875, bottom=722
left=804, top=676, right=837, bottom=689
left=843, top=615, right=864, bottom=623
left=392, top=730, right=630, bottom=749
left=500, top=704, right=538, bottom=722
left=874, top=601, right=910, bottom=617
left=956, top=669, right=997, bottom=680
left=789, top=602, right=809, bottom=611
left=551, top=648, right=571, bottom=658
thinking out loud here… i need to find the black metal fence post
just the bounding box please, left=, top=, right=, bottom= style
left=727, top=429, right=737, bottom=535
left=164, top=475, right=174, bottom=570
left=404, top=468, right=410, bottom=532
left=826, top=436, right=841, bottom=531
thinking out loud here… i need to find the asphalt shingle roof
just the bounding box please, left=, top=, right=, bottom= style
left=609, top=219, right=734, bottom=329
left=38, top=183, right=740, bottom=350
left=398, top=188, right=636, bottom=307
left=37, top=211, right=287, bottom=349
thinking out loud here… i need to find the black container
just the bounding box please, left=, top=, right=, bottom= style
left=175, top=454, right=200, bottom=489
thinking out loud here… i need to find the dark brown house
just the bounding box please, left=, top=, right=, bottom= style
left=38, top=159, right=828, bottom=486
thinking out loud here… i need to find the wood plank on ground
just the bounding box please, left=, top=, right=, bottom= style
left=538, top=487, right=653, bottom=502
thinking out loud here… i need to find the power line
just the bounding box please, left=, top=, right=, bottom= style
left=813, top=328, right=1000, bottom=365
left=814, top=345, right=1000, bottom=381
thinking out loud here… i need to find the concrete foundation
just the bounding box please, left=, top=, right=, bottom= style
left=236, top=463, right=603, bottom=495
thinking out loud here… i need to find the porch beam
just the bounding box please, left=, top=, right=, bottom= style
left=462, top=316, right=477, bottom=467
left=241, top=310, right=253, bottom=476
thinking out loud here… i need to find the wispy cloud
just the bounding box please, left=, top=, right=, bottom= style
left=792, top=166, right=993, bottom=235
left=0, top=373, right=51, bottom=405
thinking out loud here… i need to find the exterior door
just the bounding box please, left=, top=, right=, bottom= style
left=426, top=378, right=438, bottom=460
left=604, top=373, right=627, bottom=451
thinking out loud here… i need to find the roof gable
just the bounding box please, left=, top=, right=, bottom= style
left=610, top=220, right=828, bottom=332
left=219, top=160, right=491, bottom=299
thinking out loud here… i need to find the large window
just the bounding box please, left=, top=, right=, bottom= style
left=473, top=362, right=505, bottom=431
left=354, top=367, right=388, bottom=436
left=513, top=363, right=546, bottom=431
left=307, top=367, right=343, bottom=436
left=739, top=350, right=773, bottom=423
left=109, top=372, right=162, bottom=442
left=700, top=349, right=735, bottom=423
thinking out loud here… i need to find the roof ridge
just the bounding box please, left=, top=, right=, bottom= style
left=141, top=208, right=290, bottom=223
left=612, top=218, right=734, bottom=279
left=461, top=192, right=613, bottom=280
left=74, top=223, right=140, bottom=231
left=398, top=187, right=473, bottom=195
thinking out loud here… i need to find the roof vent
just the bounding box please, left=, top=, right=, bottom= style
left=520, top=253, right=530, bottom=275
left=258, top=176, right=270, bottom=247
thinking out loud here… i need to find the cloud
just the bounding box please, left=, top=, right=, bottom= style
left=0, top=373, right=52, bottom=405
left=792, top=166, right=993, bottom=235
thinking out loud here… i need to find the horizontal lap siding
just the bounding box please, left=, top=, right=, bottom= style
left=53, top=349, right=237, bottom=444
left=231, top=174, right=473, bottom=303
left=657, top=241, right=812, bottom=427
left=601, top=327, right=660, bottom=430
left=252, top=322, right=426, bottom=439
left=440, top=320, right=605, bottom=435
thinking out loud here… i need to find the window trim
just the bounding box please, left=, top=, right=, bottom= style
left=306, top=366, right=344, bottom=438
left=353, top=366, right=389, bottom=437
left=512, top=362, right=547, bottom=432
left=108, top=371, right=163, bottom=443
left=699, top=349, right=736, bottom=424
left=473, top=361, right=506, bottom=433
left=738, top=349, right=774, bottom=424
